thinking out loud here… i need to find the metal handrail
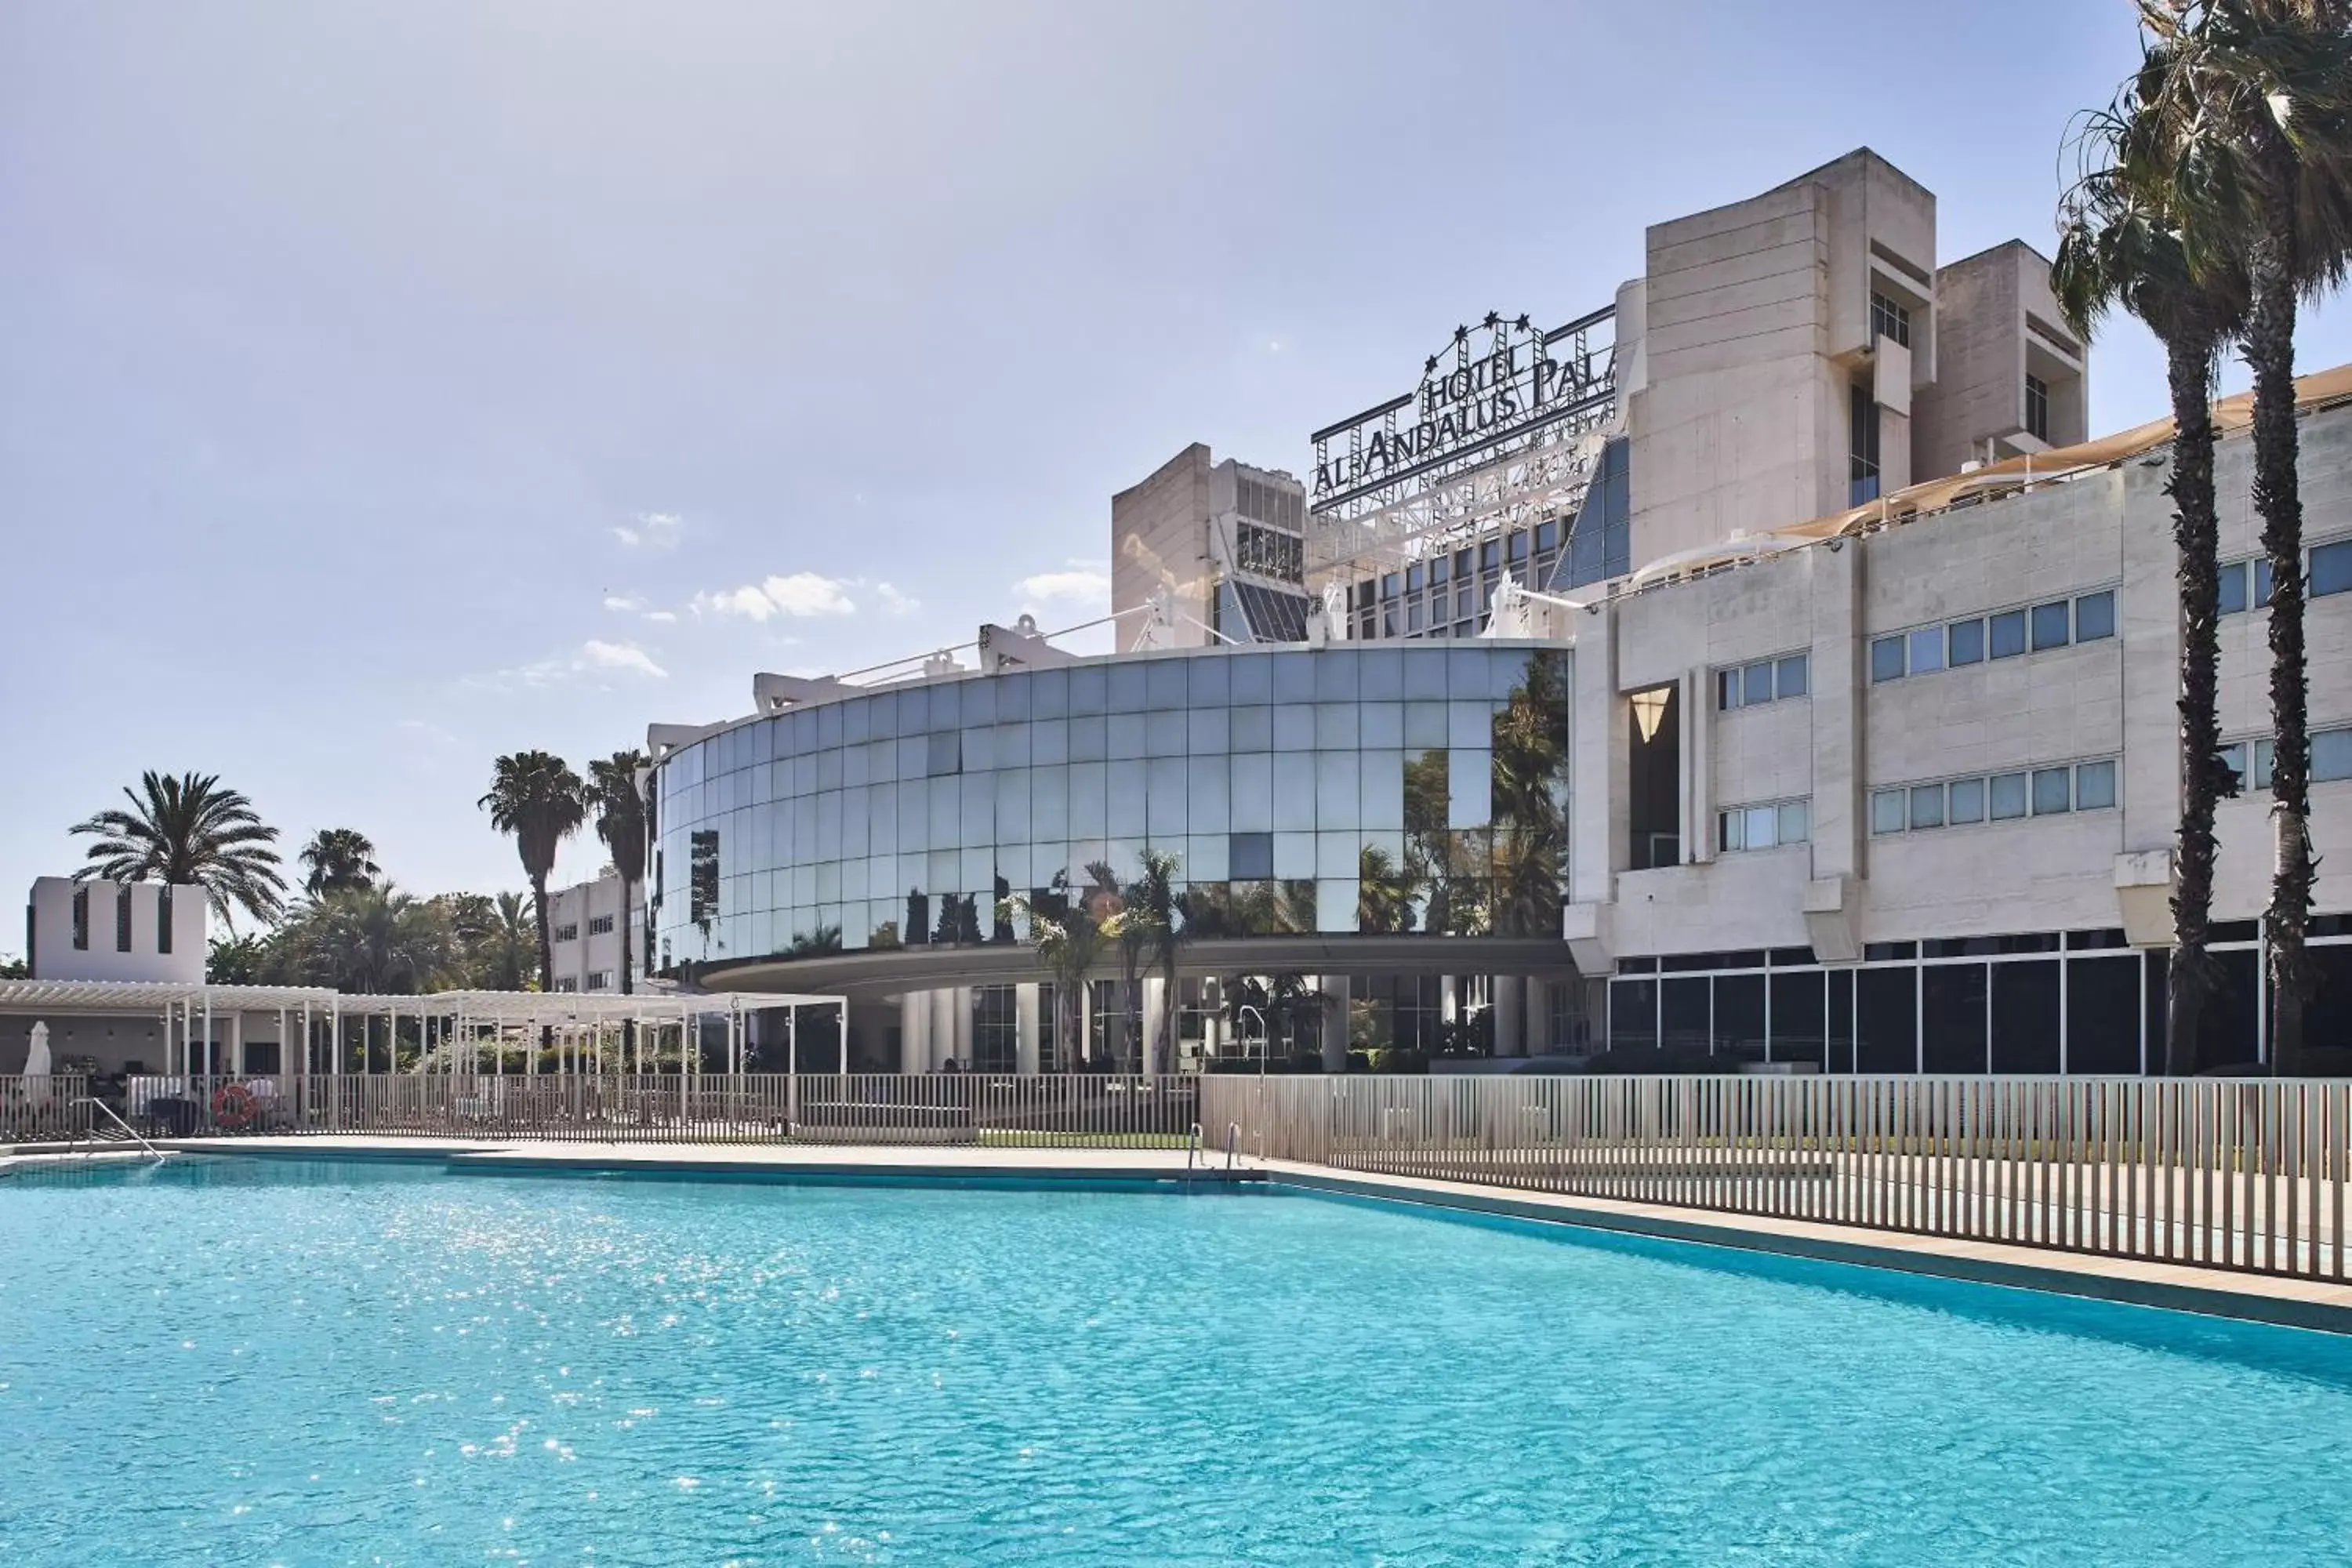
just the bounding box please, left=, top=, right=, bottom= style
left=78, top=1098, right=165, bottom=1163
left=1187, top=1120, right=1202, bottom=1171
left=1226, top=1120, right=1241, bottom=1171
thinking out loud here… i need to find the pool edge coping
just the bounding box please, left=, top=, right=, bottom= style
left=1265, top=1163, right=2352, bottom=1338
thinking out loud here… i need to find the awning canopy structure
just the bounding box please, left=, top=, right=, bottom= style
left=0, top=980, right=832, bottom=1022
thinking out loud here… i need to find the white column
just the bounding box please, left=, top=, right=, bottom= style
left=902, top=991, right=931, bottom=1073
left=230, top=1012, right=245, bottom=1076
left=950, top=986, right=973, bottom=1070
left=1494, top=976, right=1523, bottom=1060
left=1320, top=977, right=1351, bottom=1073
left=1141, top=977, right=1167, bottom=1077
left=1524, top=976, right=1549, bottom=1056
left=1014, top=983, right=1042, bottom=1076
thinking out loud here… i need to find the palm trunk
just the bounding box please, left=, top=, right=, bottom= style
left=2165, top=330, right=2226, bottom=1076
left=2249, top=198, right=2314, bottom=1078
left=531, top=870, right=554, bottom=993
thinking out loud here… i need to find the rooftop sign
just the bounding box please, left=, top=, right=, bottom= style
left=1309, top=306, right=1615, bottom=519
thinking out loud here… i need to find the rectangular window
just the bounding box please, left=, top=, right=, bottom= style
left=1990, top=608, right=2028, bottom=659
left=1990, top=772, right=2029, bottom=820
left=1719, top=670, right=1742, bottom=710
left=2256, top=738, right=2277, bottom=790
left=588, top=913, right=615, bottom=936
left=2074, top=590, right=2116, bottom=641
left=2220, top=561, right=2251, bottom=615
left=2031, top=767, right=2073, bottom=815
left=1776, top=653, right=1809, bottom=698
left=2030, top=601, right=2071, bottom=651
left=1744, top=804, right=1779, bottom=850
left=2317, top=728, right=2352, bottom=782
left=115, top=886, right=132, bottom=953
left=1777, top=800, right=1809, bottom=844
left=1948, top=619, right=1985, bottom=666
left=2256, top=558, right=2276, bottom=607
left=1871, top=790, right=1907, bottom=835
left=1871, top=292, right=1912, bottom=348
left=1909, top=784, right=1944, bottom=830
left=1849, top=383, right=1880, bottom=506
left=71, top=884, right=89, bottom=950
left=2220, top=740, right=2251, bottom=789
left=1907, top=626, right=1945, bottom=675
left=2313, top=539, right=2352, bottom=597
left=1870, top=636, right=1906, bottom=682
left=555, top=977, right=579, bottom=994
left=2025, top=373, right=2050, bottom=442
left=157, top=886, right=173, bottom=954
left=1948, top=777, right=1985, bottom=823
left=1718, top=811, right=1743, bottom=852
left=2075, top=759, right=2118, bottom=810
left=1740, top=662, right=1771, bottom=705
left=555, top=922, right=580, bottom=943
left=1229, top=832, right=1274, bottom=880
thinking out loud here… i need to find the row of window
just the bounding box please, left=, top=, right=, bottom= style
left=1871, top=759, right=2117, bottom=836
left=1871, top=589, right=2115, bottom=682
left=1717, top=800, right=1810, bottom=854
left=2222, top=726, right=2352, bottom=789
left=553, top=922, right=579, bottom=943
left=587, top=969, right=615, bottom=991
left=587, top=913, right=615, bottom=936
left=1232, top=520, right=1303, bottom=585
left=65, top=884, right=174, bottom=954
left=1716, top=652, right=1809, bottom=711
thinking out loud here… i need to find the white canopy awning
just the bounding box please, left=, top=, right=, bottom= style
left=0, top=980, right=835, bottom=1022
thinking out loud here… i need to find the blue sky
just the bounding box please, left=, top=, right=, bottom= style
left=5, top=0, right=2349, bottom=938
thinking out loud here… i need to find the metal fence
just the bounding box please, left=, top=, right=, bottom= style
left=121, top=1073, right=1201, bottom=1149
left=1202, top=1073, right=2352, bottom=1281
left=1, top=1076, right=90, bottom=1145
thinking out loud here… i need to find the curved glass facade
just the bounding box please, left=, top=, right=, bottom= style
left=649, top=644, right=1571, bottom=976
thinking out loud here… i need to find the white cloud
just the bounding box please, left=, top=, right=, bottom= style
left=603, top=593, right=644, bottom=612
left=582, top=640, right=668, bottom=678
left=693, top=572, right=856, bottom=621
left=643, top=608, right=677, bottom=623
left=465, top=639, right=668, bottom=691
left=1014, top=565, right=1112, bottom=603
left=876, top=581, right=920, bottom=617
left=612, top=511, right=684, bottom=550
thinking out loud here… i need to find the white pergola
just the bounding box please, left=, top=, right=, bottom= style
left=0, top=981, right=848, bottom=1079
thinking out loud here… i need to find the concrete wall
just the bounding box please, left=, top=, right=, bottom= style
left=548, top=873, right=642, bottom=994
left=26, top=877, right=205, bottom=983
left=1110, top=443, right=1215, bottom=645
left=1914, top=242, right=2089, bottom=477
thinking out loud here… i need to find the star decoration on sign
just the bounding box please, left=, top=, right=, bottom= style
left=1482, top=310, right=1501, bottom=330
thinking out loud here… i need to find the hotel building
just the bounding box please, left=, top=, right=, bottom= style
left=641, top=149, right=2352, bottom=1075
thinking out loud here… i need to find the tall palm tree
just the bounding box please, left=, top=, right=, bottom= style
left=1000, top=877, right=1108, bottom=1069
left=2132, top=0, right=2352, bottom=1071
left=587, top=750, right=649, bottom=996
left=272, top=886, right=454, bottom=1068
left=479, top=751, right=586, bottom=993
left=71, top=770, right=287, bottom=927
left=1357, top=844, right=1421, bottom=934
left=2056, top=124, right=2250, bottom=1073
left=1491, top=652, right=1571, bottom=938
left=298, top=828, right=381, bottom=897
left=1128, top=849, right=1184, bottom=1074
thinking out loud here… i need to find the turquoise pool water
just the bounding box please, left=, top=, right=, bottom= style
left=5, top=1159, right=2352, bottom=1565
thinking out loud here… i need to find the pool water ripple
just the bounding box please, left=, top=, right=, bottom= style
left=3, top=1157, right=2351, bottom=1565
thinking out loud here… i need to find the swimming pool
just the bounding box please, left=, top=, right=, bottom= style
left=4, top=1157, right=2350, bottom=1565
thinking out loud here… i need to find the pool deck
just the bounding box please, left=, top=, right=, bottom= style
left=17, top=1135, right=2352, bottom=1334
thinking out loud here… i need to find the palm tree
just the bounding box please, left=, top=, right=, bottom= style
left=2056, top=116, right=2250, bottom=1073
left=273, top=887, right=454, bottom=1068
left=587, top=750, right=649, bottom=996
left=71, top=770, right=287, bottom=927
left=1357, top=844, right=1420, bottom=934
left=2132, top=0, right=2352, bottom=1071
left=479, top=752, right=586, bottom=993
left=1127, top=849, right=1184, bottom=1074
left=1000, top=876, right=1109, bottom=1069
left=298, top=828, right=381, bottom=897
left=1491, top=652, right=1571, bottom=938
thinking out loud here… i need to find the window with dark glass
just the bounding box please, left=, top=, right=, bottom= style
left=1849, top=383, right=1880, bottom=505
left=2313, top=539, right=2352, bottom=597
left=2025, top=373, right=2050, bottom=442
left=115, top=885, right=132, bottom=952
left=1870, top=291, right=1912, bottom=348
left=71, top=884, right=88, bottom=949
left=1989, top=608, right=2027, bottom=659
left=2029, top=601, right=2071, bottom=651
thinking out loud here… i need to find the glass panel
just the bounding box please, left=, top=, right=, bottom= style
left=2255, top=739, right=2276, bottom=789
left=1272, top=752, right=1316, bottom=829
left=1315, top=750, right=1360, bottom=828
left=1229, top=705, right=1273, bottom=752
left=1990, top=608, right=2027, bottom=659
left=1947, top=776, right=1985, bottom=823
left=1907, top=626, right=1944, bottom=674
left=1273, top=653, right=1316, bottom=702
left=1272, top=830, right=1316, bottom=877
left=1315, top=703, right=1360, bottom=749
left=1229, top=754, right=1274, bottom=832
left=1776, top=653, right=1808, bottom=698
left=1404, top=700, right=1447, bottom=750
left=1107, top=713, right=1149, bottom=759
left=1869, top=636, right=1906, bottom=682
left=1229, top=653, right=1272, bottom=704
left=1990, top=771, right=2029, bottom=820
left=2314, top=539, right=2352, bottom=597
left=1908, top=783, right=1944, bottom=829
left=2074, top=759, right=2117, bottom=810
left=2031, top=601, right=2070, bottom=651
left=2316, top=728, right=2352, bottom=782
left=1719, top=670, right=1742, bottom=711
left=1744, top=805, right=1777, bottom=849
left=2031, top=767, right=2072, bottom=814
left=1359, top=701, right=1403, bottom=748
left=1947, top=619, right=1984, bottom=666
left=1718, top=811, right=1743, bottom=852
left=1871, top=790, right=1906, bottom=834
left=1743, top=662, right=1773, bottom=704
left=1229, top=832, right=1274, bottom=880
left=1188, top=757, right=1231, bottom=833
left=1776, top=800, right=1809, bottom=844
left=1448, top=749, right=1491, bottom=827
left=2074, top=589, right=2116, bottom=641
left=2220, top=561, right=2251, bottom=615
left=1359, top=749, right=1405, bottom=831
left=1068, top=715, right=1107, bottom=762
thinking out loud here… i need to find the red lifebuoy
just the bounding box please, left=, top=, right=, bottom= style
left=212, top=1083, right=256, bottom=1130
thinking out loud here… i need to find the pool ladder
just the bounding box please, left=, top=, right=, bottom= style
left=75, top=1098, right=167, bottom=1164
left=1184, top=1122, right=1247, bottom=1175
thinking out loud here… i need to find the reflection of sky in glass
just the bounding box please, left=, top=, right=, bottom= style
left=649, top=646, right=1570, bottom=972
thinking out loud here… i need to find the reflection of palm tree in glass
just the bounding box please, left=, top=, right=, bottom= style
left=999, top=873, right=1108, bottom=1069
left=1491, top=651, right=1570, bottom=938
left=1356, top=844, right=1420, bottom=934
